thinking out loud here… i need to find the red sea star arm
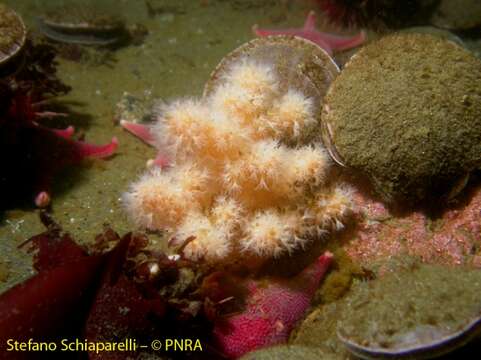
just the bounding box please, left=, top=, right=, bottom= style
left=253, top=10, right=366, bottom=55
left=212, top=252, right=333, bottom=358
left=120, top=120, right=171, bottom=169
left=317, top=29, right=366, bottom=52
left=252, top=24, right=333, bottom=54
left=74, top=136, right=119, bottom=158
left=31, top=133, right=118, bottom=207
left=146, top=152, right=171, bottom=169
left=51, top=125, right=75, bottom=139
left=120, top=120, right=156, bottom=146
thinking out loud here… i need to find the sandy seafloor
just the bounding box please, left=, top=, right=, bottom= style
left=0, top=0, right=323, bottom=290
left=1, top=0, right=481, bottom=358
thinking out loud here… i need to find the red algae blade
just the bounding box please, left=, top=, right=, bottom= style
left=0, top=255, right=104, bottom=347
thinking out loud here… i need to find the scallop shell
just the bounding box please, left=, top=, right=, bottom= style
left=338, top=315, right=481, bottom=360
left=321, top=33, right=481, bottom=203
left=336, top=264, right=481, bottom=360
left=204, top=35, right=340, bottom=144
left=0, top=4, right=26, bottom=68
left=36, top=5, right=125, bottom=46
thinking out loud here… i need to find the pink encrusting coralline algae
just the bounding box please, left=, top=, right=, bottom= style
left=345, top=183, right=481, bottom=268
left=252, top=10, right=366, bottom=55
left=212, top=252, right=333, bottom=358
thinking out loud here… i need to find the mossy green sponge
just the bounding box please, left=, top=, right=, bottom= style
left=322, top=33, right=481, bottom=203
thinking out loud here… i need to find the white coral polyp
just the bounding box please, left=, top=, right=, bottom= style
left=223, top=60, right=278, bottom=96
left=211, top=196, right=244, bottom=231
left=242, top=210, right=295, bottom=257
left=153, top=99, right=214, bottom=160
left=309, top=185, right=354, bottom=232
left=124, top=170, right=193, bottom=230
left=124, top=58, right=353, bottom=261
left=287, top=144, right=330, bottom=189
left=177, top=212, right=233, bottom=261
left=269, top=89, right=317, bottom=141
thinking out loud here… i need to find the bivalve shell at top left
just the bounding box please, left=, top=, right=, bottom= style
left=204, top=36, right=340, bottom=146
left=0, top=4, right=26, bottom=75
left=35, top=4, right=127, bottom=46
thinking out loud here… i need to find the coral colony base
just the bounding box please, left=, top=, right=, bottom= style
left=123, top=55, right=353, bottom=262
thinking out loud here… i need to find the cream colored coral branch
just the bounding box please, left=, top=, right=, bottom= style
left=124, top=59, right=353, bottom=261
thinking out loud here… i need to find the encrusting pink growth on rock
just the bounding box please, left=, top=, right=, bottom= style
left=253, top=11, right=366, bottom=55
left=212, top=251, right=333, bottom=358
left=345, top=183, right=481, bottom=268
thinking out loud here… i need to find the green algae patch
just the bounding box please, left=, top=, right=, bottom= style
left=240, top=344, right=340, bottom=360
left=0, top=261, right=10, bottom=283
left=288, top=249, right=363, bottom=358
left=323, top=33, right=481, bottom=204
left=314, top=248, right=364, bottom=304
left=338, top=264, right=481, bottom=352
left=290, top=299, right=352, bottom=358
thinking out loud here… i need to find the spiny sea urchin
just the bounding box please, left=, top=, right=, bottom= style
left=317, top=0, right=424, bottom=29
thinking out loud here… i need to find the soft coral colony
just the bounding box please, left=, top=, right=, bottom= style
left=124, top=41, right=353, bottom=262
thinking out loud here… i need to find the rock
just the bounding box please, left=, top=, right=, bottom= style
left=344, top=179, right=481, bottom=268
